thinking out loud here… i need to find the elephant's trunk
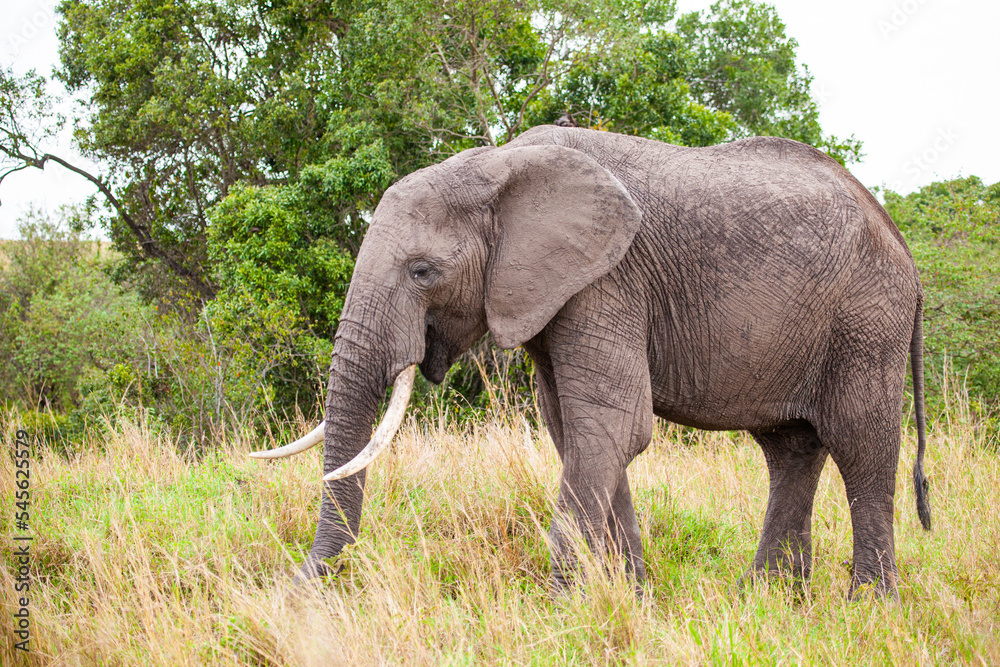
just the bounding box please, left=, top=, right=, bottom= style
left=323, top=364, right=415, bottom=481
left=294, top=322, right=395, bottom=581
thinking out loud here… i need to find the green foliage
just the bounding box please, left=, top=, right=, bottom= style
left=549, top=31, right=736, bottom=145
left=885, top=177, right=1000, bottom=408
left=0, top=210, right=340, bottom=449
left=55, top=0, right=356, bottom=295
left=677, top=0, right=862, bottom=164
left=45, top=0, right=858, bottom=302
left=0, top=67, right=64, bottom=185
left=207, top=141, right=394, bottom=420
left=0, top=211, right=146, bottom=414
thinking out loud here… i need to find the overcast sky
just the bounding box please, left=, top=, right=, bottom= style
left=2, top=0, right=998, bottom=238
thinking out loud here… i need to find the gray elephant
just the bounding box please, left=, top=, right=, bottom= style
left=252, top=125, right=931, bottom=598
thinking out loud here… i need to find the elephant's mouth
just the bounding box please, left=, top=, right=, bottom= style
left=420, top=322, right=452, bottom=384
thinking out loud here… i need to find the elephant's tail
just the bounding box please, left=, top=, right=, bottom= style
left=911, top=299, right=932, bottom=530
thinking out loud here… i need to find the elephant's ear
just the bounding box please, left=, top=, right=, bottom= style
left=481, top=144, right=642, bottom=349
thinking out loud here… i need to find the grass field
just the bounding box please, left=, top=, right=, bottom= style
left=2, top=385, right=998, bottom=665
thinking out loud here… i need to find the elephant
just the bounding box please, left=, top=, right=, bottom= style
left=251, top=124, right=932, bottom=599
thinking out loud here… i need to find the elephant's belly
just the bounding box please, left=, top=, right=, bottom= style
left=651, top=400, right=780, bottom=432
left=645, top=283, right=834, bottom=431
left=647, top=337, right=823, bottom=432
left=650, top=388, right=807, bottom=432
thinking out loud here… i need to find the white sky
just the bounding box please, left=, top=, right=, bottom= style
left=1, top=0, right=998, bottom=238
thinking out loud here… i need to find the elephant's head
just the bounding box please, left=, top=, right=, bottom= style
left=251, top=139, right=642, bottom=579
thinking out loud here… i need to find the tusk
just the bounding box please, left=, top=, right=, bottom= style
left=250, top=421, right=325, bottom=459
left=322, top=365, right=416, bottom=481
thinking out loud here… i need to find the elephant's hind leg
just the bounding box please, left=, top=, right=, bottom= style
left=822, top=417, right=902, bottom=599
left=818, top=313, right=910, bottom=599
left=744, top=424, right=827, bottom=586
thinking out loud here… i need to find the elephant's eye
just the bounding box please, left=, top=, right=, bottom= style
left=409, top=262, right=436, bottom=286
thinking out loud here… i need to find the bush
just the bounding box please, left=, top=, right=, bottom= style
left=0, top=211, right=327, bottom=449
left=0, top=210, right=148, bottom=415
left=885, top=177, right=1000, bottom=409
left=207, top=142, right=395, bottom=424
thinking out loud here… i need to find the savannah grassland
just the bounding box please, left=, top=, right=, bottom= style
left=1, top=381, right=998, bottom=666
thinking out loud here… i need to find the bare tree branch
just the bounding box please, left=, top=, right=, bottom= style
left=0, top=142, right=215, bottom=298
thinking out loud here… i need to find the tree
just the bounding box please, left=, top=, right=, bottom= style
left=206, top=140, right=395, bottom=416
left=40, top=0, right=859, bottom=302
left=52, top=0, right=367, bottom=299
left=340, top=0, right=731, bottom=151
left=677, top=0, right=862, bottom=164
left=546, top=30, right=735, bottom=145
left=0, top=66, right=222, bottom=298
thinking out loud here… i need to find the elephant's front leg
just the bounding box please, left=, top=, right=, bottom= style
left=607, top=469, right=647, bottom=588
left=545, top=330, right=653, bottom=593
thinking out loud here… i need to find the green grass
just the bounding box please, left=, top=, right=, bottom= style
left=2, top=390, right=998, bottom=665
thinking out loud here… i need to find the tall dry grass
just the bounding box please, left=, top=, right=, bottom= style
left=1, top=381, right=998, bottom=665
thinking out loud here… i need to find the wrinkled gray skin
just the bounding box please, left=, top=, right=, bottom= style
left=300, top=125, right=931, bottom=598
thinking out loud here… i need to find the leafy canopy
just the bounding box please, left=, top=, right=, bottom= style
left=886, top=177, right=1000, bottom=408
left=677, top=0, right=861, bottom=163
left=39, top=0, right=859, bottom=301
left=205, top=138, right=394, bottom=416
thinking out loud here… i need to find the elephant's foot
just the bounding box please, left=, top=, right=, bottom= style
left=549, top=548, right=583, bottom=597
left=548, top=571, right=647, bottom=602
left=737, top=544, right=814, bottom=599
left=847, top=560, right=899, bottom=601
left=847, top=579, right=898, bottom=601
left=291, top=558, right=340, bottom=586
left=748, top=534, right=812, bottom=576
left=738, top=566, right=809, bottom=598
left=549, top=550, right=648, bottom=600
